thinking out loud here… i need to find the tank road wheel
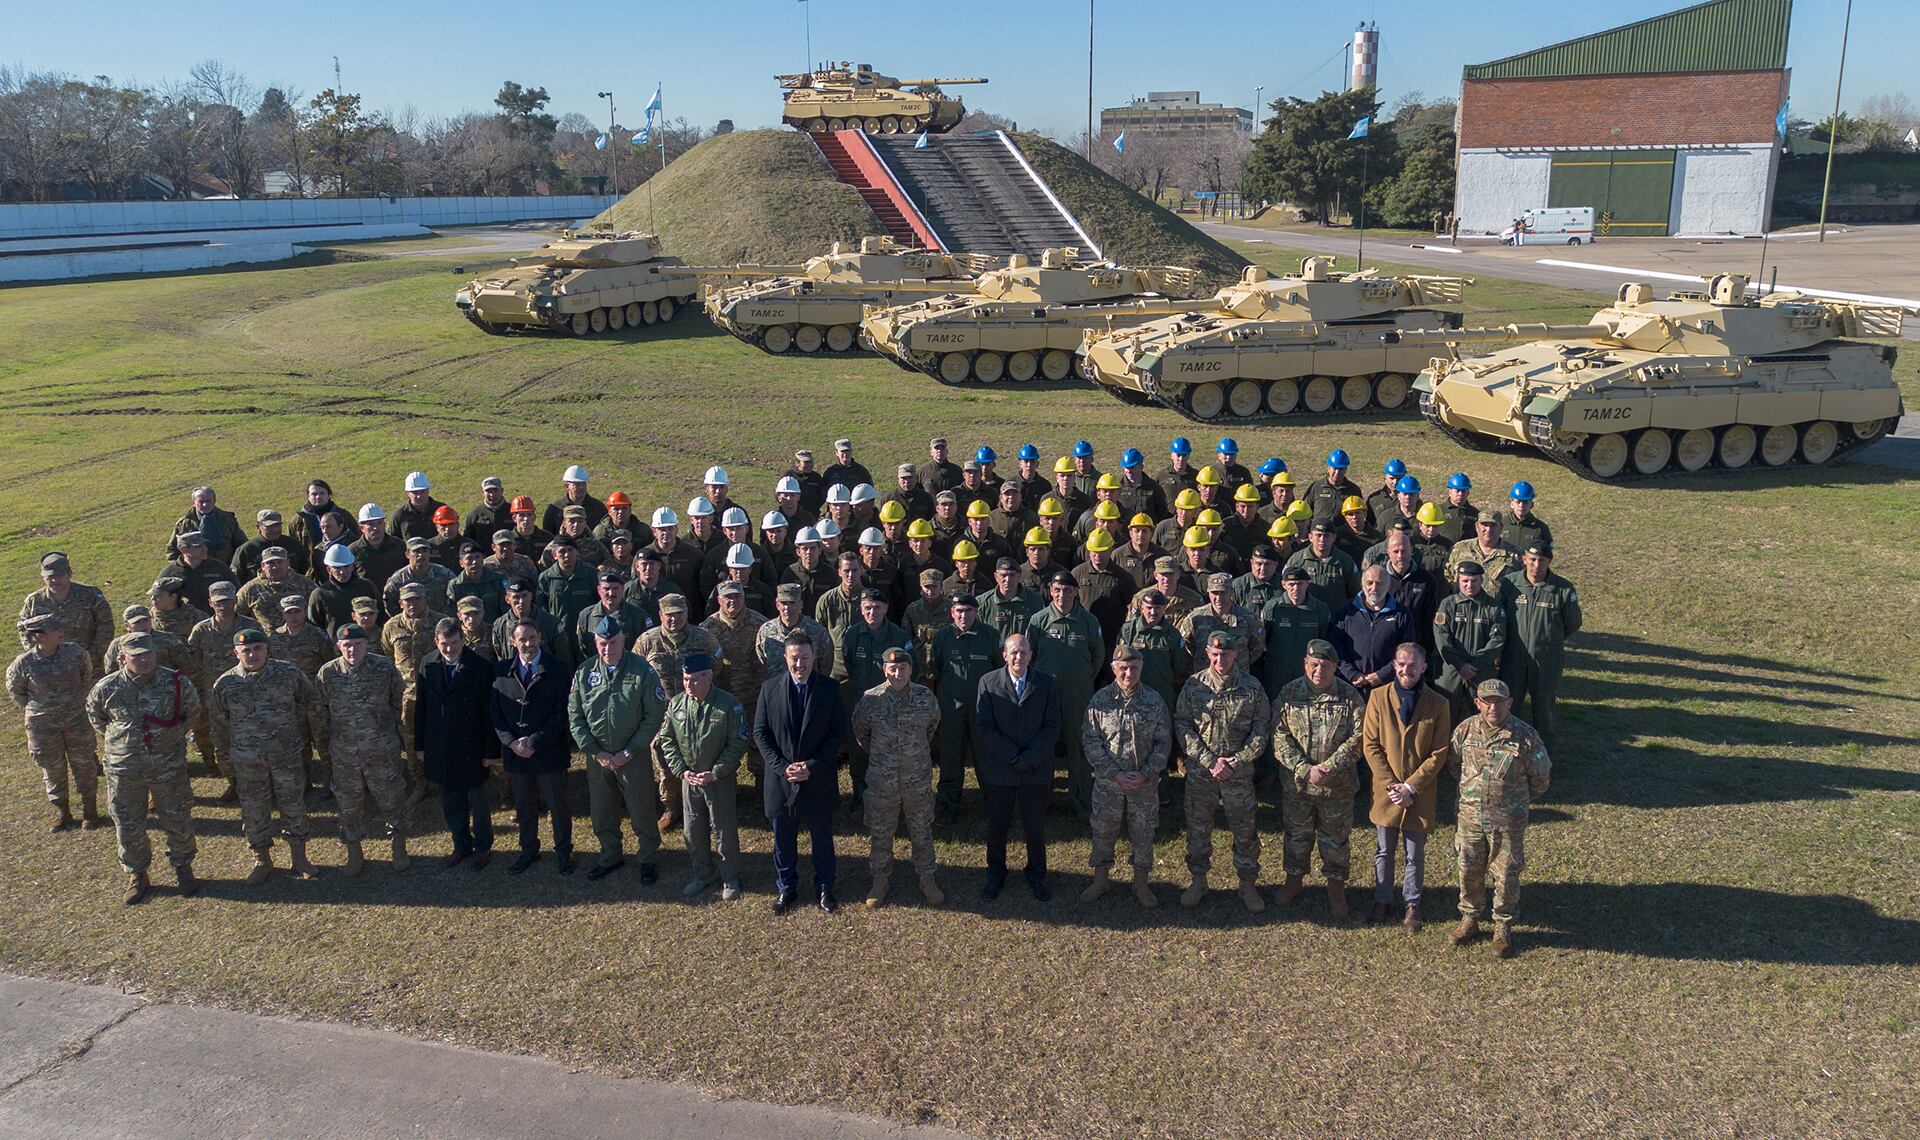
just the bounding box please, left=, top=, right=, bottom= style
left=1630, top=429, right=1673, bottom=475
left=1584, top=433, right=1630, bottom=480
left=1266, top=378, right=1301, bottom=415
left=1674, top=428, right=1715, bottom=472
left=1338, top=375, right=1373, bottom=411
left=1040, top=349, right=1074, bottom=381
left=1185, top=382, right=1228, bottom=420
left=606, top=306, right=625, bottom=331
left=658, top=298, right=677, bottom=322
left=1227, top=380, right=1264, bottom=418
left=881, top=116, right=901, bottom=134
left=825, top=324, right=856, bottom=352
left=909, top=117, right=929, bottom=133
left=1301, top=376, right=1337, bottom=413
left=625, top=303, right=643, bottom=326
left=1717, top=425, right=1757, bottom=468
left=569, top=312, right=593, bottom=337
left=588, top=308, right=608, bottom=334
left=938, top=353, right=973, bottom=385
left=828, top=118, right=846, bottom=132
left=1849, top=418, right=1890, bottom=442
left=642, top=300, right=659, bottom=325
left=1373, top=372, right=1411, bottom=410
left=1006, top=351, right=1039, bottom=382
left=863, top=118, right=883, bottom=134
left=808, top=118, right=828, bottom=133
left=1759, top=424, right=1798, bottom=466
left=793, top=325, right=825, bottom=354
left=762, top=325, right=795, bottom=354
left=1799, top=421, right=1840, bottom=465
left=972, top=351, right=1005, bottom=383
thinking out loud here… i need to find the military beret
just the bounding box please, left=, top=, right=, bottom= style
left=335, top=623, right=369, bottom=642
left=1305, top=639, right=1337, bottom=662
left=458, top=540, right=482, bottom=556
left=208, top=582, right=238, bottom=601
left=776, top=583, right=805, bottom=603
left=456, top=596, right=486, bottom=614
left=39, top=552, right=71, bottom=572
left=399, top=583, right=427, bottom=600
left=948, top=592, right=977, bottom=608
left=1457, top=560, right=1484, bottom=577
left=597, top=570, right=624, bottom=586
left=1526, top=542, right=1553, bottom=558
left=681, top=652, right=713, bottom=674
left=994, top=557, right=1019, bottom=572
left=1049, top=571, right=1077, bottom=589
left=1251, top=543, right=1278, bottom=561
left=261, top=546, right=289, bottom=562
left=505, top=578, right=533, bottom=593
left=860, top=587, right=888, bottom=603
left=151, top=576, right=186, bottom=595
left=233, top=627, right=268, bottom=646
left=1205, top=631, right=1236, bottom=650
left=658, top=593, right=688, bottom=614
left=635, top=548, right=662, bottom=564
left=1281, top=567, right=1310, bottom=582
left=121, top=632, right=156, bottom=654
left=20, top=613, right=62, bottom=633
left=405, top=537, right=429, bottom=551
left=1476, top=678, right=1512, bottom=701
left=1476, top=509, right=1500, bottom=524
left=176, top=532, right=207, bottom=547
left=881, top=647, right=912, bottom=664
left=1206, top=572, right=1232, bottom=593
left=717, top=581, right=744, bottom=598
left=549, top=535, right=576, bottom=550
left=492, top=529, right=516, bottom=544
left=1111, top=643, right=1141, bottom=663
left=920, top=568, right=944, bottom=587
left=1309, top=519, right=1336, bottom=534
left=1151, top=556, right=1179, bottom=575
left=257, top=508, right=283, bottom=525
left=278, top=595, right=304, bottom=612
left=123, top=603, right=153, bottom=621
left=1140, top=589, right=1166, bottom=606
left=592, top=616, right=623, bottom=638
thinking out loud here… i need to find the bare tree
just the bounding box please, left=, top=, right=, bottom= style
left=190, top=59, right=261, bottom=196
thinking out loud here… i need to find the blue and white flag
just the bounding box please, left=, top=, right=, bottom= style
left=1113, top=130, right=1127, bottom=154
left=1347, top=116, right=1370, bottom=140
left=632, top=124, right=650, bottom=146
left=593, top=133, right=608, bottom=151
left=1775, top=100, right=1790, bottom=137
left=643, top=86, right=662, bottom=117
left=914, top=131, right=930, bottom=149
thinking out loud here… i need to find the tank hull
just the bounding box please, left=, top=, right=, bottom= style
left=782, top=94, right=967, bottom=134
left=705, top=280, right=975, bottom=355
left=456, top=260, right=698, bottom=336
left=861, top=297, right=1187, bottom=385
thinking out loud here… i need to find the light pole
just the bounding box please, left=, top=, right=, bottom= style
left=598, top=90, right=617, bottom=198
left=1817, top=0, right=1853, bottom=242
left=800, top=0, right=811, bottom=71
left=1086, top=0, right=1095, bottom=159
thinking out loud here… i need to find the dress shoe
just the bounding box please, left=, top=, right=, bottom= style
left=587, top=859, right=625, bottom=882
left=638, top=862, right=658, bottom=885
left=772, top=889, right=797, bottom=916
left=1368, top=901, right=1391, bottom=924
left=1027, top=878, right=1051, bottom=903
left=470, top=850, right=492, bottom=872
left=556, top=852, right=574, bottom=875
left=818, top=889, right=838, bottom=914
left=1403, top=904, right=1423, bottom=933
left=442, top=849, right=471, bottom=870
left=508, top=851, right=539, bottom=875
left=980, top=874, right=1005, bottom=901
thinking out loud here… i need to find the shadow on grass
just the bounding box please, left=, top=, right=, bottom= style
left=1528, top=881, right=1920, bottom=965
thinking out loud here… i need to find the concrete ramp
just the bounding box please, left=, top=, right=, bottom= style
left=845, top=131, right=1099, bottom=259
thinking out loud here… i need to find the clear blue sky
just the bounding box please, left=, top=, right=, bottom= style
left=7, top=0, right=1907, bottom=135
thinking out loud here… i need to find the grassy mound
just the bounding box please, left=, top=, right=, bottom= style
left=591, top=129, right=883, bottom=263
left=1010, top=132, right=1250, bottom=292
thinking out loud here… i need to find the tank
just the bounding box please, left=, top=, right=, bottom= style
left=697, top=237, right=996, bottom=354
left=454, top=230, right=698, bottom=336
left=1395, top=274, right=1910, bottom=480
left=778, top=63, right=987, bottom=135
left=858, top=249, right=1202, bottom=384
left=1078, top=256, right=1471, bottom=421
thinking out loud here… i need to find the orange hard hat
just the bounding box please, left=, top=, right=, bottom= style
left=510, top=495, right=535, bottom=514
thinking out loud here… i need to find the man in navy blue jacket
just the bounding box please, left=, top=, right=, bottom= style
left=754, top=630, right=849, bottom=914
left=489, top=618, right=575, bottom=875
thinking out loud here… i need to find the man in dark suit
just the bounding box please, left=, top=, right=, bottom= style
left=974, top=632, right=1061, bottom=901
left=415, top=618, right=500, bottom=870
left=488, top=618, right=575, bottom=875
left=753, top=631, right=849, bottom=914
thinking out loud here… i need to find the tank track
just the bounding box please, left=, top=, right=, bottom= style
left=712, top=318, right=867, bottom=356
left=1086, top=365, right=1426, bottom=425
left=1521, top=415, right=1876, bottom=483
left=1419, top=393, right=1509, bottom=452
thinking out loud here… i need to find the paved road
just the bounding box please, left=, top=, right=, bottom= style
left=0, top=974, right=968, bottom=1140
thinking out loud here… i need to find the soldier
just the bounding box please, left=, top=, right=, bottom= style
left=485, top=529, right=541, bottom=591
left=961, top=503, right=1008, bottom=566
left=536, top=536, right=599, bottom=635
left=268, top=595, right=335, bottom=794
left=1503, top=481, right=1552, bottom=556
left=652, top=649, right=745, bottom=899
left=1302, top=448, right=1361, bottom=522
left=209, top=627, right=327, bottom=885
left=788, top=450, right=826, bottom=516
left=1175, top=633, right=1270, bottom=912
left=1027, top=572, right=1104, bottom=813
left=1113, top=448, right=1167, bottom=521
left=1211, top=437, right=1253, bottom=493
left=19, top=552, right=112, bottom=665
left=462, top=476, right=514, bottom=548
left=623, top=546, right=673, bottom=626
left=448, top=543, right=507, bottom=624
left=1259, top=568, right=1331, bottom=699
left=162, top=531, right=237, bottom=614
left=758, top=584, right=835, bottom=680
left=492, top=579, right=566, bottom=666
left=941, top=539, right=987, bottom=600
left=702, top=581, right=768, bottom=790
left=838, top=588, right=913, bottom=819
left=901, top=568, right=952, bottom=678
left=1153, top=489, right=1202, bottom=554
left=1072, top=530, right=1135, bottom=656
left=813, top=552, right=865, bottom=652
left=455, top=598, right=495, bottom=664
left=166, top=485, right=246, bottom=564
left=294, top=478, right=356, bottom=557
left=106, top=603, right=191, bottom=676
left=427, top=509, right=467, bottom=571
left=1181, top=573, right=1265, bottom=676
left=1367, top=459, right=1409, bottom=527
left=237, top=546, right=318, bottom=632
left=1285, top=520, right=1361, bottom=615
left=1498, top=543, right=1581, bottom=741
left=773, top=476, right=817, bottom=534
left=187, top=581, right=260, bottom=799
left=595, top=491, right=648, bottom=554
left=1114, top=513, right=1161, bottom=586
left=1450, top=678, right=1552, bottom=957
left=1115, top=588, right=1190, bottom=715
left=10, top=615, right=102, bottom=831
left=977, top=557, right=1043, bottom=643
left=382, top=537, right=456, bottom=615
left=381, top=582, right=447, bottom=802
left=879, top=462, right=934, bottom=523
left=1432, top=561, right=1506, bottom=719
left=823, top=438, right=872, bottom=499
left=852, top=646, right=944, bottom=907
left=1080, top=644, right=1170, bottom=908
left=569, top=616, right=667, bottom=887
left=1128, top=557, right=1204, bottom=629
left=987, top=480, right=1031, bottom=547
left=1269, top=640, right=1365, bottom=917
left=917, top=436, right=963, bottom=495
left=233, top=508, right=309, bottom=580
left=542, top=463, right=608, bottom=534
left=315, top=623, right=411, bottom=877
left=87, top=633, right=201, bottom=903
left=636, top=594, right=724, bottom=833
left=576, top=570, right=653, bottom=662
left=1446, top=510, right=1521, bottom=583
left=1335, top=496, right=1382, bottom=565
left=778, top=528, right=835, bottom=615
left=1231, top=544, right=1284, bottom=616
left=927, top=593, right=1000, bottom=824
left=148, top=576, right=207, bottom=644
left=1160, top=436, right=1199, bottom=496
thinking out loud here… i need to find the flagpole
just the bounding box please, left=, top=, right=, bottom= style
left=1356, top=142, right=1368, bottom=270
left=1817, top=0, right=1852, bottom=243
left=598, top=91, right=617, bottom=203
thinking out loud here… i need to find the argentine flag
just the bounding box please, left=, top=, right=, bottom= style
left=632, top=124, right=650, bottom=146
left=593, top=133, right=608, bottom=151
left=1113, top=130, right=1127, bottom=155
left=643, top=86, right=662, bottom=117
left=1347, top=116, right=1370, bottom=140
left=914, top=131, right=930, bottom=149
left=1775, top=101, right=1790, bottom=138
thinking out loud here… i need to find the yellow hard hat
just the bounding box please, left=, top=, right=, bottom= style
left=1023, top=527, right=1051, bottom=547
left=952, top=539, right=980, bottom=561
left=1085, top=529, right=1115, bottom=552
left=1196, top=465, right=1223, bottom=487
left=965, top=499, right=992, bottom=519
left=1415, top=502, right=1447, bottom=526
left=1273, top=472, right=1296, bottom=487
left=1053, top=456, right=1075, bottom=474
left=1037, top=496, right=1065, bottom=518
left=1174, top=489, right=1202, bottom=511
left=1340, top=495, right=1367, bottom=515
left=1182, top=526, right=1212, bottom=549
left=1128, top=512, right=1154, bottom=529
left=906, top=518, right=934, bottom=539
left=1233, top=483, right=1260, bottom=504
left=1095, top=472, right=1120, bottom=491
left=1196, top=508, right=1223, bottom=527
left=1286, top=500, right=1314, bottom=523
left=1094, top=501, right=1121, bottom=521
left=878, top=501, right=907, bottom=524
left=1266, top=517, right=1298, bottom=540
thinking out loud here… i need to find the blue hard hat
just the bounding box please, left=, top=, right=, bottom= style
left=1447, top=472, right=1471, bottom=492
left=1326, top=449, right=1351, bottom=469
left=1258, top=457, right=1284, bottom=477
left=1216, top=437, right=1239, bottom=455
left=1509, top=480, right=1536, bottom=501
left=1071, top=439, right=1094, bottom=458
left=975, top=445, right=996, bottom=464
left=1169, top=436, right=1192, bottom=456
left=1120, top=447, right=1144, bottom=469
left=1383, top=458, right=1407, bottom=477
left=1017, top=443, right=1040, bottom=461
left=1395, top=475, right=1421, bottom=495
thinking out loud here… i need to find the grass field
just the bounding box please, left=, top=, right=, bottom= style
left=1, top=239, right=1917, bottom=1137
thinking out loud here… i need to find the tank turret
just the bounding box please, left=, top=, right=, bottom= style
left=778, top=63, right=988, bottom=134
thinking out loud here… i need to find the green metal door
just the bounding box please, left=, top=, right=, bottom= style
left=1548, top=150, right=1675, bottom=237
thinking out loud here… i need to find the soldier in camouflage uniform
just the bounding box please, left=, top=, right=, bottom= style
left=87, top=632, right=201, bottom=903
left=105, top=604, right=190, bottom=676
left=657, top=651, right=747, bottom=899
left=9, top=615, right=102, bottom=830
left=1180, top=573, right=1265, bottom=677
left=900, top=568, right=952, bottom=679
left=1445, top=510, right=1520, bottom=584
left=18, top=552, right=112, bottom=665
left=267, top=595, right=335, bottom=796
left=1079, top=644, right=1170, bottom=908
left=380, top=582, right=447, bottom=801
left=636, top=594, right=724, bottom=832
left=701, top=581, right=767, bottom=788
left=851, top=647, right=944, bottom=907
left=186, top=581, right=260, bottom=798
left=383, top=537, right=457, bottom=616
left=756, top=584, right=834, bottom=680
left=209, top=628, right=327, bottom=884
left=315, top=623, right=412, bottom=877
left=1269, top=640, right=1365, bottom=918
left=1174, top=633, right=1270, bottom=912
left=235, top=547, right=317, bottom=631
left=1449, top=678, right=1551, bottom=957
left=148, top=576, right=208, bottom=644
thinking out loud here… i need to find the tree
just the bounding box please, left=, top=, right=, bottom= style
left=190, top=59, right=261, bottom=196
left=713, top=119, right=734, bottom=135
left=954, top=108, right=1018, bottom=134
left=1367, top=124, right=1456, bottom=228
left=1242, top=88, right=1392, bottom=223
left=306, top=88, right=368, bottom=196
left=63, top=76, right=151, bottom=199
left=1856, top=93, right=1917, bottom=150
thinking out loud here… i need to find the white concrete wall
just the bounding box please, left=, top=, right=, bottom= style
left=1670, top=145, right=1775, bottom=235
left=0, top=223, right=428, bottom=256
left=0, top=195, right=614, bottom=240
left=0, top=241, right=299, bottom=283
left=1454, top=150, right=1553, bottom=234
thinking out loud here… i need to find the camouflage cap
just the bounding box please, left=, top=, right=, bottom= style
left=881, top=646, right=913, bottom=664
left=563, top=504, right=587, bottom=519
left=1206, top=572, right=1232, bottom=594
left=405, top=537, right=430, bottom=551
left=1281, top=566, right=1310, bottom=583
left=257, top=508, right=282, bottom=524
left=1476, top=509, right=1500, bottom=524
left=717, top=581, right=744, bottom=598
left=19, top=613, right=63, bottom=633
left=920, top=568, right=944, bottom=587
left=1151, top=556, right=1178, bottom=575
left=1304, top=638, right=1338, bottom=662
left=176, top=532, right=207, bottom=548
left=935, top=490, right=957, bottom=504
left=456, top=596, right=486, bottom=615
left=207, top=581, right=238, bottom=602
left=335, top=623, right=369, bottom=642
left=481, top=475, right=504, bottom=490
left=658, top=593, right=688, bottom=614
left=1476, top=678, right=1512, bottom=701
left=122, top=603, right=152, bottom=621
left=399, top=583, right=428, bottom=600
left=795, top=448, right=813, bottom=461
left=776, top=583, right=804, bottom=603
left=121, top=632, right=155, bottom=654
left=151, top=576, right=186, bottom=595
left=261, top=545, right=289, bottom=562
left=492, top=529, right=516, bottom=544
left=233, top=627, right=268, bottom=646
left=278, top=595, right=304, bottom=612
left=39, top=552, right=71, bottom=572
left=1111, top=643, right=1141, bottom=663
left=351, top=597, right=380, bottom=614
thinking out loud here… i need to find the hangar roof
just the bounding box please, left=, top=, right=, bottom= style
left=1463, top=0, right=1791, bottom=80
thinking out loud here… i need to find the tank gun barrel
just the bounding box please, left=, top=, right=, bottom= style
left=1383, top=322, right=1611, bottom=348
left=661, top=264, right=808, bottom=278
left=902, top=77, right=989, bottom=86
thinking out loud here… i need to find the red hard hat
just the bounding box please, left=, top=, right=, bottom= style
left=510, top=495, right=535, bottom=514
left=606, top=491, right=632, bottom=507
left=432, top=505, right=459, bottom=525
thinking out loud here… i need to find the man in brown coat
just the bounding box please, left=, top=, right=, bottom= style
left=1361, top=642, right=1451, bottom=932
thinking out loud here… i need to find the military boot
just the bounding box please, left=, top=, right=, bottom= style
left=1237, top=874, right=1267, bottom=914
left=80, top=793, right=103, bottom=830
left=50, top=805, right=76, bottom=833
left=341, top=841, right=365, bottom=878
left=1326, top=881, right=1349, bottom=919
left=287, top=839, right=318, bottom=879
left=1273, top=874, right=1306, bottom=907
left=1078, top=867, right=1111, bottom=904
left=864, top=873, right=890, bottom=909
left=1492, top=923, right=1514, bottom=958
left=123, top=870, right=150, bottom=905
left=1130, top=865, right=1158, bottom=909
left=175, top=863, right=200, bottom=898
left=1179, top=873, right=1207, bottom=908
left=245, top=849, right=275, bottom=886
left=919, top=873, right=945, bottom=905
left=1450, top=916, right=1480, bottom=945
left=390, top=835, right=411, bottom=873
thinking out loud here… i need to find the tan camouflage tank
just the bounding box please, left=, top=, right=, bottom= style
left=455, top=230, right=697, bottom=336
left=778, top=63, right=987, bottom=135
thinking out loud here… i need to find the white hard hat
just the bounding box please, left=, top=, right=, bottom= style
left=725, top=542, right=755, bottom=569
left=795, top=526, right=821, bottom=544
left=721, top=506, right=749, bottom=528
left=859, top=527, right=886, bottom=548
left=825, top=483, right=852, bottom=506
left=762, top=510, right=789, bottom=530
left=357, top=503, right=385, bottom=523
left=815, top=520, right=842, bottom=540
left=563, top=464, right=589, bottom=483
left=775, top=475, right=802, bottom=496
left=687, top=496, right=716, bottom=518
left=650, top=507, right=679, bottom=528
left=323, top=544, right=356, bottom=568
left=850, top=483, right=877, bottom=505
left=703, top=465, right=730, bottom=486
left=404, top=471, right=430, bottom=492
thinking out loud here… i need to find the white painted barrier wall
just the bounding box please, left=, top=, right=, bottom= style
left=0, top=194, right=615, bottom=240
left=0, top=241, right=300, bottom=283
